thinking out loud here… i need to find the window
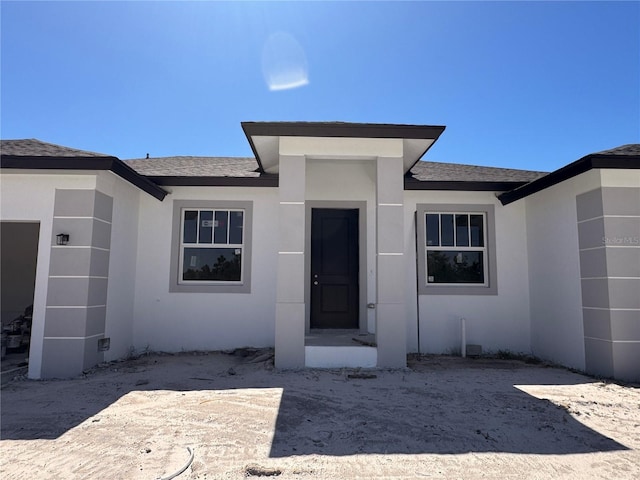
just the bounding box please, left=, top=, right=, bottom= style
left=181, top=209, right=244, bottom=283
left=170, top=201, right=252, bottom=293
left=417, top=204, right=497, bottom=295
left=425, top=213, right=486, bottom=285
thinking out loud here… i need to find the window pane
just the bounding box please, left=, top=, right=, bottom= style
left=199, top=210, right=213, bottom=244
left=214, top=211, right=229, bottom=244
left=183, top=210, right=198, bottom=243
left=426, top=250, right=484, bottom=284
left=470, top=215, right=484, bottom=247
left=455, top=214, right=469, bottom=246
left=183, top=248, right=242, bottom=282
left=229, top=211, right=244, bottom=244
left=426, top=214, right=440, bottom=246
left=441, top=214, right=454, bottom=246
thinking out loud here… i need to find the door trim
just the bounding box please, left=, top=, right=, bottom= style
left=305, top=201, right=367, bottom=333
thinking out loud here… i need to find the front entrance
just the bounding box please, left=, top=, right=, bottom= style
left=310, top=209, right=359, bottom=329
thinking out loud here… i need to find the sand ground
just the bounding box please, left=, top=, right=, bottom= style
left=1, top=351, right=639, bottom=479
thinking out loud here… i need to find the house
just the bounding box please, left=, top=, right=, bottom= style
left=1, top=122, right=638, bottom=381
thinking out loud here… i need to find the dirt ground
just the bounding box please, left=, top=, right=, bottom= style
left=1, top=351, right=639, bottom=480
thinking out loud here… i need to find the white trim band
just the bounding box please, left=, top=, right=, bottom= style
left=46, top=305, right=106, bottom=309
left=51, top=245, right=110, bottom=252
left=44, top=333, right=104, bottom=341
left=577, top=215, right=640, bottom=224
left=53, top=216, right=112, bottom=225
left=583, top=306, right=640, bottom=311
left=49, top=276, right=109, bottom=279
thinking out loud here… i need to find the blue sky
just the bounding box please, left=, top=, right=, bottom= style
left=2, top=1, right=638, bottom=171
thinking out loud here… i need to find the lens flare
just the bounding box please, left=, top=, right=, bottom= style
left=262, top=32, right=309, bottom=91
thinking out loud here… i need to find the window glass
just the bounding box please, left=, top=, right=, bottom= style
left=199, top=210, right=213, bottom=244
left=418, top=206, right=494, bottom=294
left=229, top=211, right=244, bottom=244
left=455, top=214, right=469, bottom=247
left=441, top=214, right=454, bottom=246
left=426, top=214, right=439, bottom=246
left=427, top=250, right=484, bottom=284
left=183, top=210, right=198, bottom=243
left=470, top=215, right=484, bottom=247
left=214, top=211, right=228, bottom=244
left=183, top=247, right=241, bottom=282
left=173, top=202, right=252, bottom=292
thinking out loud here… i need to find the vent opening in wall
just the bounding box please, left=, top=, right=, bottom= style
left=98, top=338, right=110, bottom=352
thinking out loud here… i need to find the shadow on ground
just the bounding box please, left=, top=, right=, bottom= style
left=0, top=352, right=628, bottom=457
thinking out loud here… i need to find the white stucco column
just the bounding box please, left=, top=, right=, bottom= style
left=274, top=154, right=306, bottom=368
left=376, top=156, right=407, bottom=367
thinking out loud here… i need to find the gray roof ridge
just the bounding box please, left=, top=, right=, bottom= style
left=125, top=155, right=256, bottom=162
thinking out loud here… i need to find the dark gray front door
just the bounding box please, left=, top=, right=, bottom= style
left=310, top=208, right=359, bottom=329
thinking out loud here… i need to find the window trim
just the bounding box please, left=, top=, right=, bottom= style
left=416, top=204, right=497, bottom=295
left=170, top=200, right=252, bottom=293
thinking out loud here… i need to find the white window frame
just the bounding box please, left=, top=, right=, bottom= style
left=170, top=200, right=252, bottom=293
left=425, top=212, right=488, bottom=287
left=416, top=204, right=497, bottom=295
left=179, top=208, right=245, bottom=286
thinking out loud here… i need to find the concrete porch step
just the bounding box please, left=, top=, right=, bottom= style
left=305, top=345, right=377, bottom=368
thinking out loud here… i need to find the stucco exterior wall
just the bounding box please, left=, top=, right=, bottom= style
left=0, top=172, right=98, bottom=378
left=305, top=158, right=378, bottom=333
left=96, top=171, right=141, bottom=361
left=131, top=186, right=278, bottom=353
left=405, top=190, right=531, bottom=355
left=525, top=169, right=602, bottom=371
left=577, top=169, right=640, bottom=381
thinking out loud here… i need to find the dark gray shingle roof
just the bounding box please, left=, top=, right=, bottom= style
left=593, top=144, right=640, bottom=156
left=1, top=139, right=167, bottom=200
left=124, top=156, right=261, bottom=177
left=1, top=139, right=112, bottom=158
left=124, top=155, right=547, bottom=184
left=409, top=161, right=547, bottom=183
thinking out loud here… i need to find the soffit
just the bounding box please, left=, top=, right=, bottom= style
left=242, top=122, right=445, bottom=174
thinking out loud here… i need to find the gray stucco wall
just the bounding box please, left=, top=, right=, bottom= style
left=577, top=186, right=640, bottom=381
left=41, top=189, right=113, bottom=378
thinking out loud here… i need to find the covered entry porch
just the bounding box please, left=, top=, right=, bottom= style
left=243, top=122, right=444, bottom=369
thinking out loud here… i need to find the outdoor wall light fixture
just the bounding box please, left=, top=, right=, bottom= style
left=56, top=233, right=70, bottom=245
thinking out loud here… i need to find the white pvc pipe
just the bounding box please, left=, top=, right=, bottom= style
left=461, top=317, right=466, bottom=358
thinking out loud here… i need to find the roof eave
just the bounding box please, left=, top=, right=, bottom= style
left=1, top=155, right=168, bottom=201
left=498, top=153, right=640, bottom=205
left=404, top=179, right=529, bottom=192
left=147, top=175, right=279, bottom=187
left=241, top=121, right=446, bottom=174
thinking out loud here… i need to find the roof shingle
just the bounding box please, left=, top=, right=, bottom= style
left=124, top=156, right=261, bottom=177
left=408, top=161, right=547, bottom=183
left=1, top=139, right=112, bottom=158
left=123, top=155, right=548, bottom=184
left=592, top=144, right=640, bottom=157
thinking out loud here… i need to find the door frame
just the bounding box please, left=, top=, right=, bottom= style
left=305, top=201, right=367, bottom=333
